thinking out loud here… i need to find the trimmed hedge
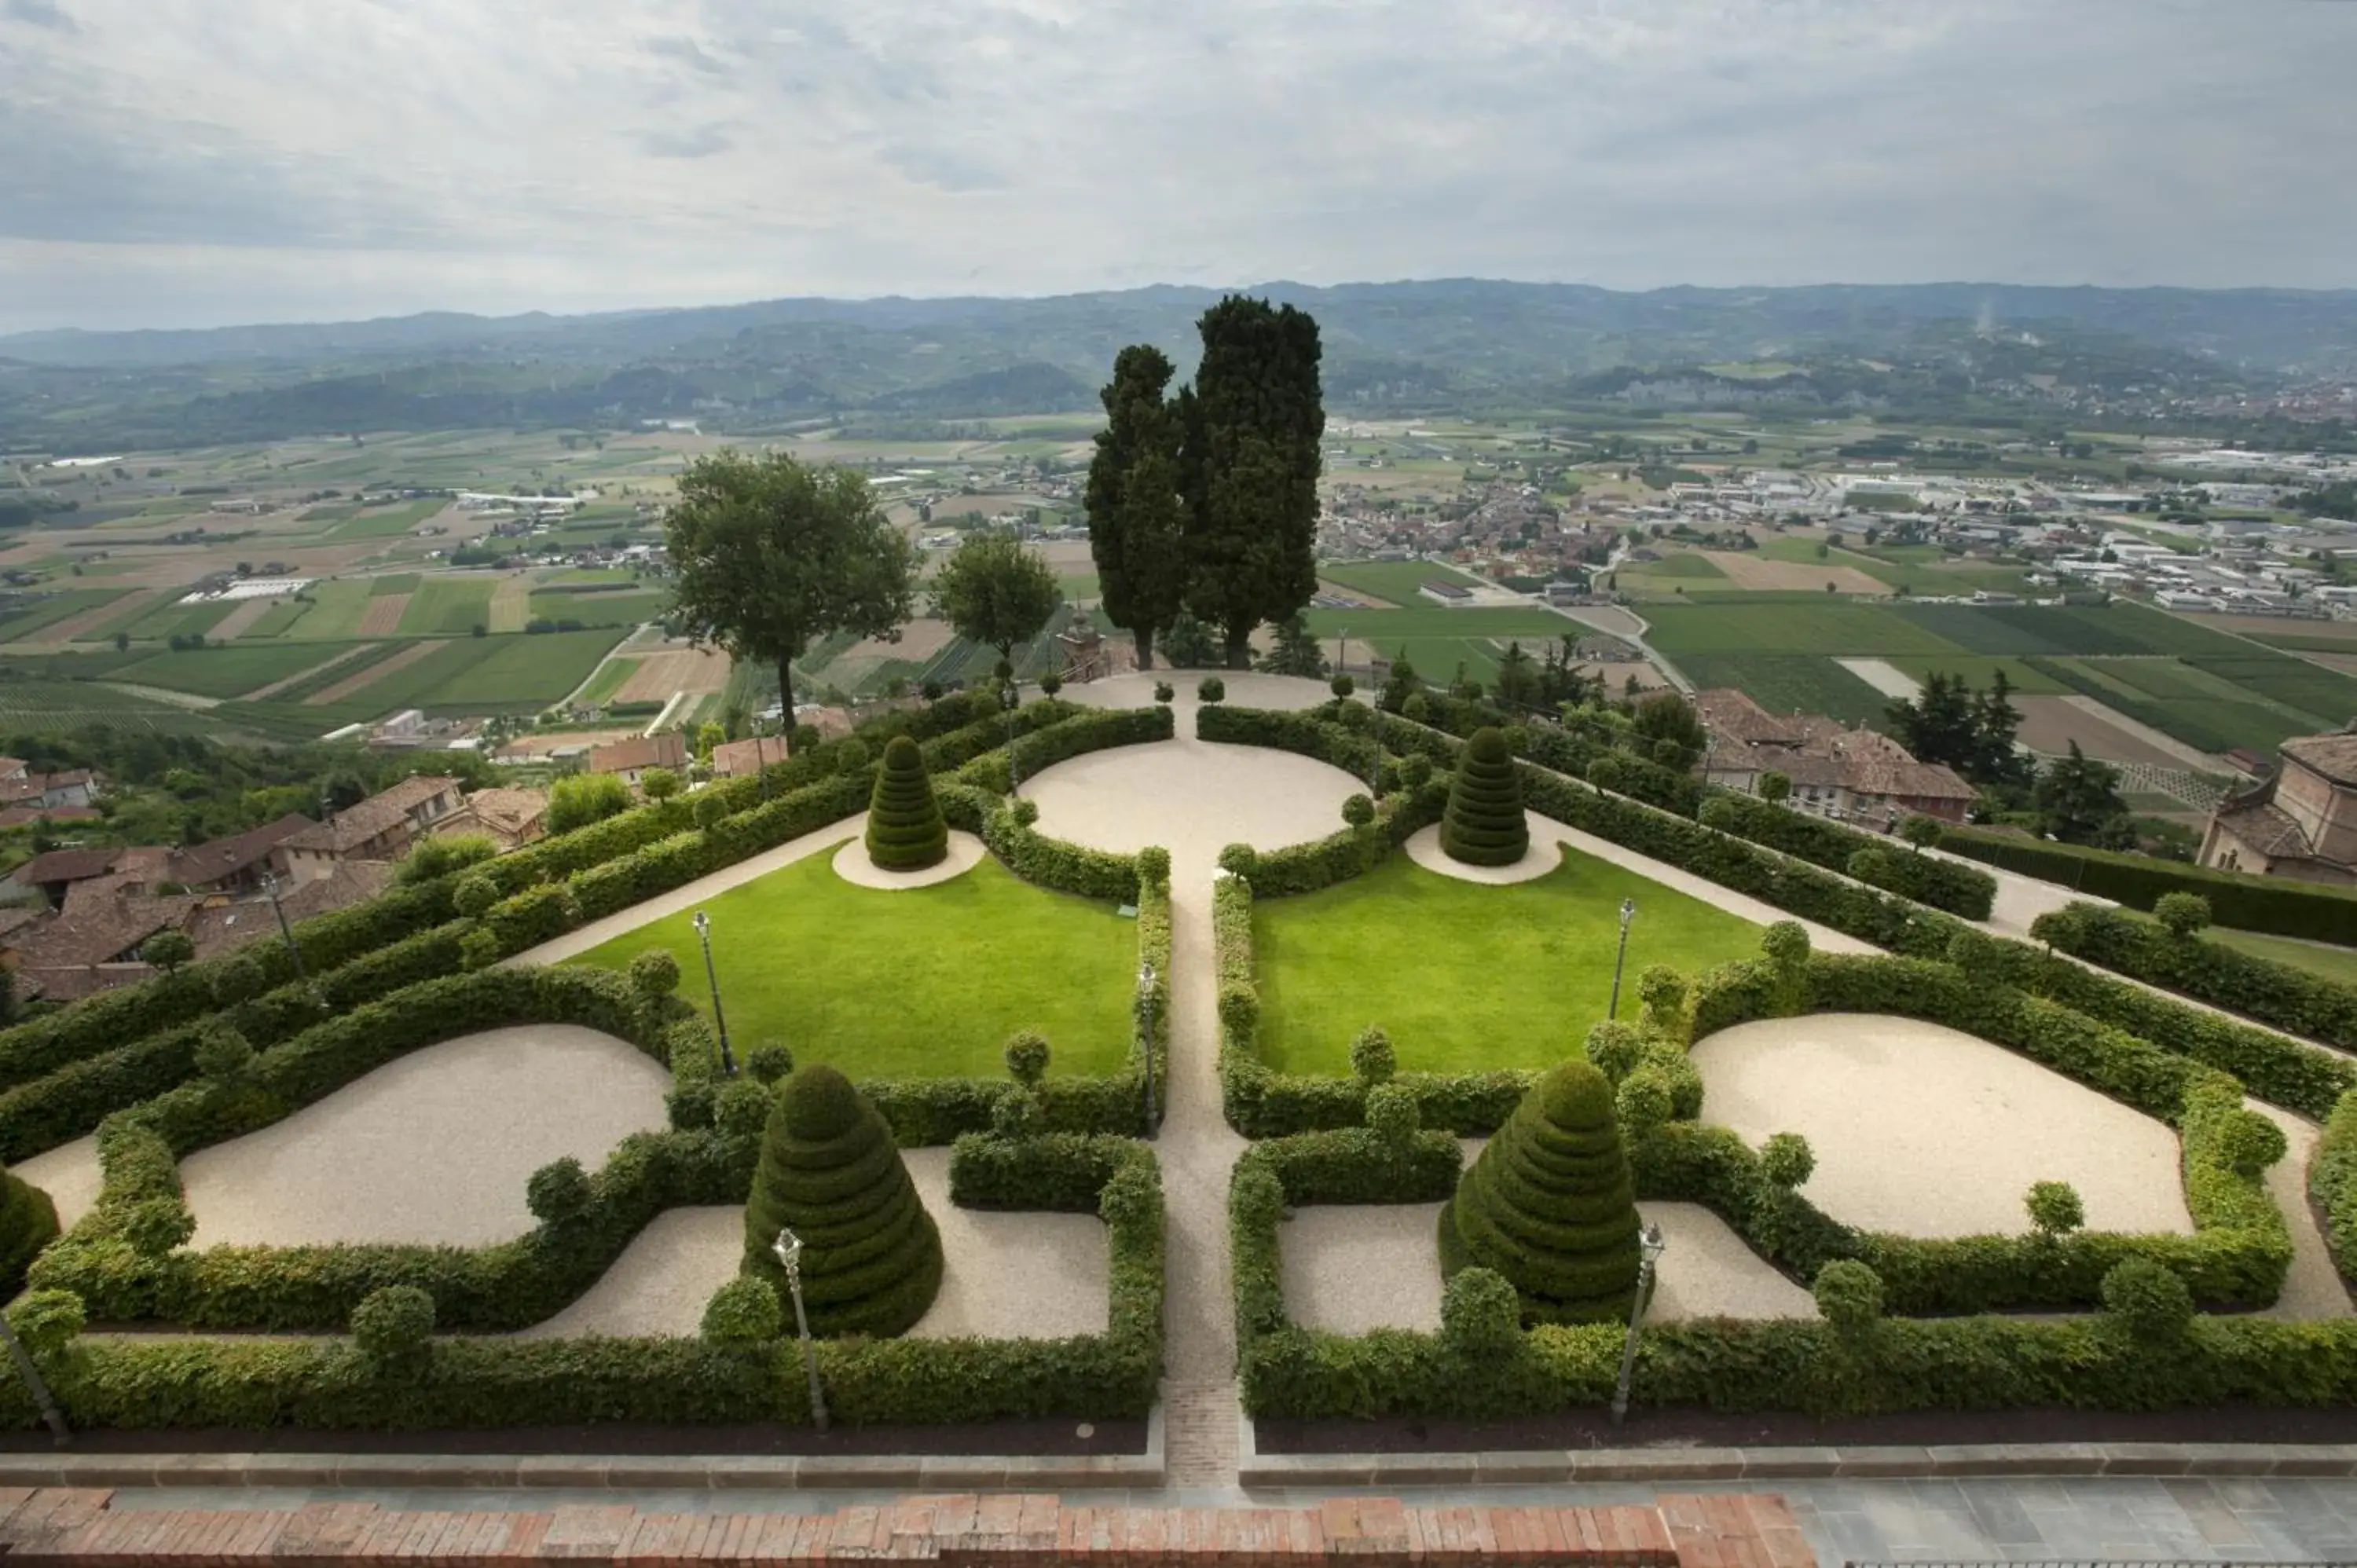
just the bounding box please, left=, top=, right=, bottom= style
left=955, top=705, right=1175, bottom=796
left=2313, top=1090, right=2357, bottom=1287
left=0, top=1163, right=60, bottom=1299
left=1940, top=825, right=2357, bottom=943
left=2031, top=902, right=2357, bottom=1052
left=1700, top=791, right=1995, bottom=920
left=6, top=1133, right=1164, bottom=1431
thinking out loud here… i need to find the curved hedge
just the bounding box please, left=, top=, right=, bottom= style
left=742, top=1065, right=943, bottom=1338
left=0, top=1163, right=60, bottom=1299
left=1439, top=1061, right=1640, bottom=1324
left=865, top=735, right=948, bottom=870
left=1440, top=727, right=1529, bottom=866
left=2030, top=902, right=2357, bottom=1052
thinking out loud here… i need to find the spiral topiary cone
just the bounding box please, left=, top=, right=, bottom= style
left=1441, top=726, right=1528, bottom=866
left=742, top=1063, right=944, bottom=1337
left=864, top=734, right=948, bottom=870
left=1439, top=1058, right=1641, bottom=1324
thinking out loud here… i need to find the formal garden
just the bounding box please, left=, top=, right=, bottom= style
left=5, top=673, right=2357, bottom=1455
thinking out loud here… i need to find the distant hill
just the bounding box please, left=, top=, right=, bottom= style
left=3, top=279, right=2355, bottom=451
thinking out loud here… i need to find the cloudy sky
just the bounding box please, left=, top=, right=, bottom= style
left=3, top=0, right=2352, bottom=333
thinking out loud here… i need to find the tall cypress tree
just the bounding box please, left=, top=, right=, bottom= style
left=1183, top=297, right=1325, bottom=668
left=1085, top=346, right=1188, bottom=670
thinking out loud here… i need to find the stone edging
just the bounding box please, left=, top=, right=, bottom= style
left=1234, top=1409, right=2357, bottom=1484
left=0, top=1409, right=1164, bottom=1493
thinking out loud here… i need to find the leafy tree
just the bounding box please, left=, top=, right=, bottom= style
left=931, top=531, right=1060, bottom=665
left=1967, top=669, right=2029, bottom=786
left=1256, top=611, right=1328, bottom=678
left=695, top=721, right=725, bottom=764
left=1181, top=296, right=1324, bottom=666
left=1084, top=346, right=1189, bottom=669
left=1629, top=691, right=1706, bottom=768
left=640, top=766, right=682, bottom=802
left=1494, top=641, right=1540, bottom=711
left=1160, top=611, right=1219, bottom=669
left=1885, top=672, right=1978, bottom=771
left=547, top=771, right=632, bottom=835
left=397, top=832, right=497, bottom=885
left=141, top=929, right=194, bottom=974
left=1759, top=771, right=1791, bottom=804
left=2033, top=742, right=2131, bottom=846
left=665, top=450, right=918, bottom=755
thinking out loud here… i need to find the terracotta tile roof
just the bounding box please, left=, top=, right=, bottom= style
left=1694, top=689, right=1803, bottom=746
left=8, top=893, right=195, bottom=972
left=185, top=861, right=394, bottom=962
left=2282, top=731, right=2357, bottom=788
left=588, top=733, right=687, bottom=775
left=453, top=786, right=547, bottom=838
left=2211, top=797, right=2315, bottom=859
left=284, top=775, right=460, bottom=855
left=10, top=848, right=115, bottom=888
left=166, top=812, right=313, bottom=888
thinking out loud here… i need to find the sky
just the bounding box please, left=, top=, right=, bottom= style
left=3, top=0, right=2355, bottom=335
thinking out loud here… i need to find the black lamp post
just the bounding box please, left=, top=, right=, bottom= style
left=259, top=869, right=306, bottom=984
left=691, top=909, right=735, bottom=1076
left=1609, top=1220, right=1667, bottom=1426
left=1138, top=958, right=1158, bottom=1135
left=771, top=1228, right=830, bottom=1431
left=1003, top=676, right=1021, bottom=796
left=1608, top=896, right=1637, bottom=1019
left=0, top=1311, right=68, bottom=1445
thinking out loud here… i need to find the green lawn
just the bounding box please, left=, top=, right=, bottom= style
left=398, top=577, right=498, bottom=636
left=2209, top=928, right=2357, bottom=986
left=1317, top=559, right=1489, bottom=603
left=1253, top=849, right=1769, bottom=1075
left=567, top=853, right=1137, bottom=1079
left=1636, top=551, right=1728, bottom=580
left=110, top=643, right=342, bottom=700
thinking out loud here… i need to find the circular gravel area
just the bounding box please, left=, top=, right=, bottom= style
left=1403, top=823, right=1557, bottom=885
left=13, top=1134, right=101, bottom=1231
left=179, top=1025, right=672, bottom=1249
left=1691, top=1014, right=2194, bottom=1239
left=830, top=829, right=984, bottom=890
left=509, top=1149, right=1107, bottom=1339
left=1026, top=739, right=1362, bottom=871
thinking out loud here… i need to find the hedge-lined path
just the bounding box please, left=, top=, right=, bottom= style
left=1692, top=1015, right=2196, bottom=1240
left=2251, top=1099, right=2350, bottom=1319
left=504, top=816, right=863, bottom=968
left=12, top=1134, right=99, bottom=1231
left=512, top=1150, right=1108, bottom=1341
left=1036, top=676, right=1337, bottom=1492
left=179, top=1026, right=669, bottom=1249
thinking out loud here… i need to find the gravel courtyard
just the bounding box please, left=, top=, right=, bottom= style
left=178, top=1025, right=672, bottom=1249
left=1691, top=1014, right=2195, bottom=1239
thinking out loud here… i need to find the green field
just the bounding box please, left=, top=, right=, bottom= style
left=0, top=588, right=130, bottom=643
left=526, top=587, right=666, bottom=627
left=567, top=853, right=1135, bottom=1079
left=1252, top=849, right=1769, bottom=1075
left=409, top=628, right=628, bottom=711
left=110, top=643, right=346, bottom=700
left=1673, top=654, right=1890, bottom=723
left=1317, top=559, right=1488, bottom=603
left=397, top=577, right=498, bottom=636
left=242, top=597, right=316, bottom=638
left=1632, top=552, right=1729, bottom=581
left=2032, top=657, right=2310, bottom=756
left=1643, top=601, right=1960, bottom=658
left=2186, top=652, right=2357, bottom=729
left=118, top=596, right=237, bottom=643
left=0, top=677, right=215, bottom=735
left=574, top=654, right=639, bottom=709
left=1881, top=654, right=2068, bottom=695
left=324, top=500, right=445, bottom=540
left=1305, top=603, right=1582, bottom=687
left=368, top=573, right=421, bottom=598
left=2208, top=929, right=2357, bottom=986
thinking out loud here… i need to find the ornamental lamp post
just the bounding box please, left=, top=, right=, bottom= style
left=772, top=1228, right=830, bottom=1431
left=1003, top=676, right=1022, bottom=797
left=691, top=910, right=735, bottom=1077
left=0, top=1309, right=68, bottom=1445
left=1607, top=897, right=1637, bottom=1019
left=1609, top=1220, right=1668, bottom=1427
left=259, top=869, right=307, bottom=985
left=1138, top=958, right=1158, bottom=1136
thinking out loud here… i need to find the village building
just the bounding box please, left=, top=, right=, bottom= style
left=2199, top=728, right=2357, bottom=884
left=1693, top=688, right=1977, bottom=824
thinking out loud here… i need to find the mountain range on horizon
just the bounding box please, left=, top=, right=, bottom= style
left=5, top=278, right=2355, bottom=454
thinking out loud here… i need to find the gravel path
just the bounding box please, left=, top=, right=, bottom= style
left=1282, top=1197, right=1812, bottom=1332
left=1691, top=1014, right=2194, bottom=1239
left=511, top=1149, right=1108, bottom=1340
left=830, top=830, right=984, bottom=890
left=2250, top=1100, right=2353, bottom=1319
left=13, top=1134, right=101, bottom=1229
left=179, top=1026, right=670, bottom=1249
left=505, top=816, right=860, bottom=967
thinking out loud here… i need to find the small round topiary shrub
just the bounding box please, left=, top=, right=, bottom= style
left=715, top=1079, right=775, bottom=1138
left=629, top=949, right=681, bottom=997
left=702, top=1275, right=783, bottom=1346
left=1440, top=727, right=1528, bottom=866
left=1003, top=1030, right=1050, bottom=1086
left=1364, top=1082, right=1419, bottom=1143
left=1439, top=1059, right=1641, bottom=1324
left=2101, top=1255, right=2194, bottom=1339
left=1197, top=676, right=1226, bottom=703
left=2154, top=892, right=2212, bottom=938
left=1330, top=674, right=1355, bottom=699
left=526, top=1157, right=593, bottom=1226
left=351, top=1284, right=436, bottom=1364
left=1349, top=1025, right=1396, bottom=1085
left=192, top=1020, right=254, bottom=1081
left=1218, top=843, right=1259, bottom=879
left=1136, top=845, right=1171, bottom=887
left=746, top=1041, right=794, bottom=1085
left=1153, top=681, right=1175, bottom=705
left=865, top=735, right=948, bottom=870
left=2025, top=1179, right=2085, bottom=1240
left=1813, top=1258, right=1884, bottom=1341
left=1582, top=1020, right=1644, bottom=1083
left=1439, top=1266, right=1522, bottom=1355
left=0, top=1163, right=61, bottom=1299
left=742, top=1064, right=943, bottom=1337
left=453, top=872, right=500, bottom=917
left=1341, top=793, right=1375, bottom=828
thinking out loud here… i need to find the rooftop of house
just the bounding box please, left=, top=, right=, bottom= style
left=588, top=733, right=687, bottom=775
left=2281, top=731, right=2357, bottom=789
left=284, top=775, right=460, bottom=855
left=453, top=786, right=548, bottom=837
left=166, top=813, right=316, bottom=887
left=186, top=860, right=394, bottom=962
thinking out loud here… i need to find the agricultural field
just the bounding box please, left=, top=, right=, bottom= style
left=1314, top=559, right=1488, bottom=604
left=409, top=628, right=629, bottom=713
left=0, top=677, right=218, bottom=735
left=1643, top=601, right=1959, bottom=658
left=395, top=577, right=499, bottom=636
left=108, top=643, right=344, bottom=701
left=1303, top=603, right=1585, bottom=688
left=0, top=587, right=132, bottom=643
left=1673, top=653, right=1890, bottom=722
